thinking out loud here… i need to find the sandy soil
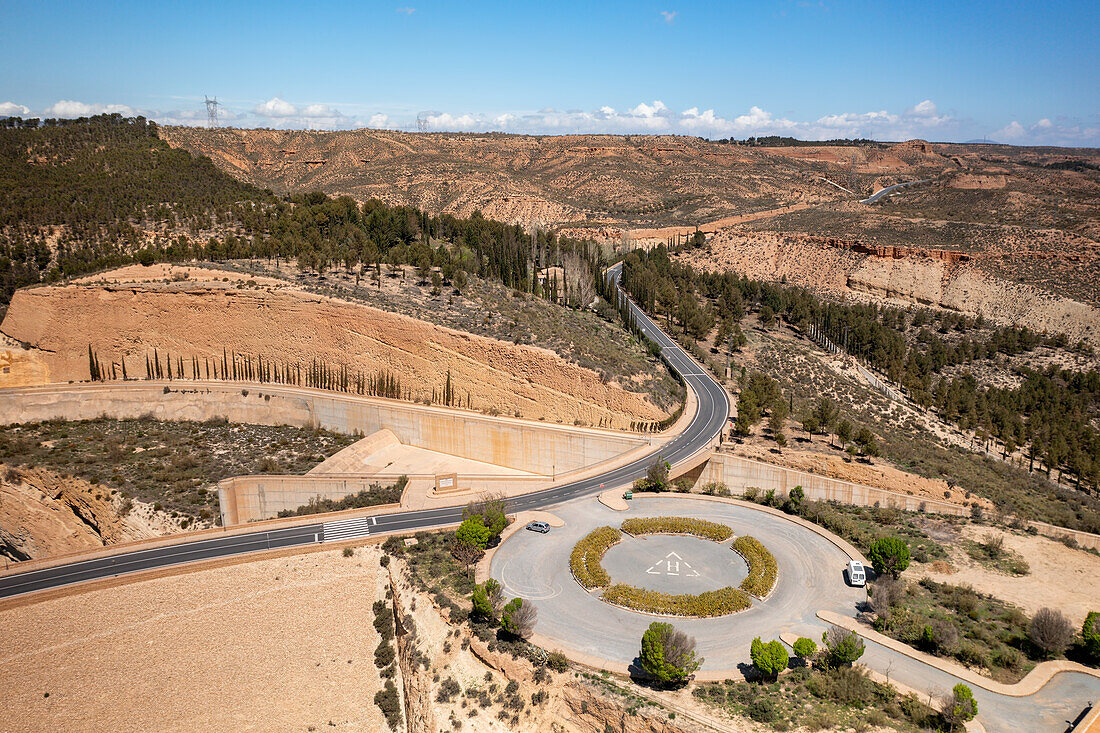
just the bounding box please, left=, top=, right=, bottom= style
left=0, top=547, right=388, bottom=733
left=911, top=523, right=1100, bottom=625
left=1, top=265, right=665, bottom=428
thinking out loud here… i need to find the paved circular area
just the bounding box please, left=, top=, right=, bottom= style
left=490, top=496, right=866, bottom=671
left=600, top=534, right=747, bottom=594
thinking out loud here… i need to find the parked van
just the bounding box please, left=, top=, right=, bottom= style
left=847, top=560, right=866, bottom=587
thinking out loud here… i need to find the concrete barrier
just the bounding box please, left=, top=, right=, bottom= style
left=0, top=381, right=651, bottom=477
left=694, top=451, right=970, bottom=516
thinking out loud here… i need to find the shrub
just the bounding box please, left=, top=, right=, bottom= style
left=640, top=621, right=702, bottom=686
left=456, top=516, right=492, bottom=550
left=940, top=683, right=977, bottom=729
left=792, top=637, right=817, bottom=660
left=374, top=680, right=403, bottom=730
left=1029, top=607, right=1074, bottom=657
left=745, top=697, right=776, bottom=722
left=749, top=637, right=789, bottom=679
left=436, top=677, right=461, bottom=703
left=620, top=516, right=733, bottom=542
left=501, top=597, right=538, bottom=639
left=342, top=547, right=354, bottom=558
left=546, top=651, right=569, bottom=672
left=1083, top=611, right=1100, bottom=661
left=870, top=575, right=904, bottom=620
left=462, top=493, right=508, bottom=540
left=374, top=639, right=396, bottom=668
left=569, top=526, right=621, bottom=589
left=868, top=536, right=911, bottom=577
left=732, top=536, right=777, bottom=597
left=603, top=584, right=750, bottom=617
left=822, top=625, right=865, bottom=667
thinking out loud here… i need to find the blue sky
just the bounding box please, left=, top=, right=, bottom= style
left=2, top=0, right=1098, bottom=145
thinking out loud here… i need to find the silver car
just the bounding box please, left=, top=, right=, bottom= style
left=525, top=521, right=551, bottom=534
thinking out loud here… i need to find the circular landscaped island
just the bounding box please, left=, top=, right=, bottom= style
left=568, top=516, right=777, bottom=618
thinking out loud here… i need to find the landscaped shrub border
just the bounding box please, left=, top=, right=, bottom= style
left=620, top=516, right=734, bottom=542
left=570, top=526, right=622, bottom=589
left=733, top=535, right=778, bottom=598
left=603, top=583, right=750, bottom=617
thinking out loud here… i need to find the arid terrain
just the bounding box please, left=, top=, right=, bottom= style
left=0, top=264, right=667, bottom=429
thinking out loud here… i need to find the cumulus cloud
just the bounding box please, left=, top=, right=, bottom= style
left=992, top=116, right=1100, bottom=147
left=368, top=113, right=390, bottom=128
left=0, top=101, right=31, bottom=116
left=660, top=10, right=677, bottom=23
left=45, top=100, right=135, bottom=117
left=250, top=97, right=353, bottom=129
left=253, top=97, right=298, bottom=117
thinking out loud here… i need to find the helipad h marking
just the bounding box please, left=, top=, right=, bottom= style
left=646, top=551, right=700, bottom=577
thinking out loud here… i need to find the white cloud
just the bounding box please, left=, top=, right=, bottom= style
left=0, top=101, right=30, bottom=116
left=992, top=117, right=1099, bottom=146
left=45, top=100, right=135, bottom=117
left=660, top=10, right=677, bottom=23
left=254, top=97, right=298, bottom=117
left=908, top=99, right=938, bottom=117
left=630, top=100, right=668, bottom=118
left=368, top=113, right=390, bottom=128
left=396, top=6, right=415, bottom=14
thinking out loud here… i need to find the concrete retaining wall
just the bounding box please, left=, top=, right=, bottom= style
left=695, top=451, right=970, bottom=516
left=0, top=381, right=650, bottom=477
left=218, top=473, right=550, bottom=525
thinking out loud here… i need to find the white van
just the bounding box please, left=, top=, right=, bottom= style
left=847, top=560, right=866, bottom=587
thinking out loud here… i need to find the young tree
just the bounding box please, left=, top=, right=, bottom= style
left=646, top=455, right=670, bottom=490
left=640, top=622, right=702, bottom=686
left=822, top=625, right=865, bottom=667
left=1029, top=607, right=1074, bottom=657
left=868, top=536, right=911, bottom=577
left=1083, top=611, right=1100, bottom=661
left=836, top=419, right=853, bottom=446
left=749, top=637, right=789, bottom=680
left=456, top=516, right=491, bottom=550
left=501, top=597, right=537, bottom=639
left=463, top=493, right=509, bottom=541
left=940, top=683, right=977, bottom=730
left=801, top=415, right=820, bottom=441
left=792, top=637, right=817, bottom=662
left=471, top=578, right=505, bottom=620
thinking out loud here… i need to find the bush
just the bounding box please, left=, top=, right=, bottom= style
left=374, top=639, right=396, bottom=668
left=546, top=651, right=569, bottom=672
left=603, top=584, right=750, bottom=617
left=436, top=677, right=461, bottom=703
left=374, top=680, right=403, bottom=730
left=868, top=536, right=911, bottom=577
left=749, top=637, right=789, bottom=679
left=1083, top=611, right=1100, bottom=661
left=501, top=597, right=537, bottom=639
left=342, top=546, right=354, bottom=558
left=941, top=683, right=977, bottom=728
left=456, top=516, right=492, bottom=550
left=792, top=637, right=817, bottom=660
left=640, top=621, right=702, bottom=686
left=569, top=526, right=621, bottom=589
left=732, top=536, right=777, bottom=597
left=620, top=516, right=733, bottom=542
left=745, top=697, right=776, bottom=722
left=822, top=625, right=865, bottom=667
left=1029, top=607, right=1074, bottom=657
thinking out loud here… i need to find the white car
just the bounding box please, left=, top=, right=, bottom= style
left=847, top=560, right=866, bottom=587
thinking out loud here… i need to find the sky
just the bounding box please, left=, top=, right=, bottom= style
left=1, top=0, right=1098, bottom=146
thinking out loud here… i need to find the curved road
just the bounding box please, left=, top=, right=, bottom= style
left=0, top=262, right=730, bottom=600
left=859, top=179, right=930, bottom=204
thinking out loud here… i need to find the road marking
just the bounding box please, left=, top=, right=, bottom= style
left=645, top=552, right=701, bottom=577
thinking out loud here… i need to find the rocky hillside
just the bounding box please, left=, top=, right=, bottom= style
left=0, top=464, right=183, bottom=561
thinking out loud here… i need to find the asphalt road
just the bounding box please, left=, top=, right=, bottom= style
left=0, top=262, right=730, bottom=600
left=859, top=179, right=930, bottom=204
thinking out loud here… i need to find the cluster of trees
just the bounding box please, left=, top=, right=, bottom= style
left=621, top=247, right=1098, bottom=490
left=470, top=577, right=537, bottom=639
left=451, top=493, right=509, bottom=573
left=1, top=114, right=606, bottom=316
left=712, top=136, right=881, bottom=148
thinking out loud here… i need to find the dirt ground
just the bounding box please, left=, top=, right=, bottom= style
left=911, top=523, right=1100, bottom=625
left=0, top=548, right=388, bottom=733
left=1, top=264, right=665, bottom=428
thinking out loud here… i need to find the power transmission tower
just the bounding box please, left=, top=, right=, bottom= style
left=416, top=113, right=429, bottom=133
left=204, top=96, right=220, bottom=128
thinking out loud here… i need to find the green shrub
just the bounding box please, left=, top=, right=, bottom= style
left=603, top=584, right=750, bottom=617
left=1083, top=611, right=1100, bottom=661
left=822, top=626, right=865, bottom=667
left=546, top=651, right=569, bottom=672
left=868, top=536, right=911, bottom=577
left=620, top=516, right=733, bottom=542
left=342, top=546, right=354, bottom=557
left=640, top=621, right=702, bottom=686
left=792, top=637, right=817, bottom=660
left=732, top=536, right=778, bottom=597
left=374, top=639, right=396, bottom=668
left=374, top=680, right=403, bottom=730
left=436, top=677, right=461, bottom=703
left=942, top=683, right=977, bottom=727
left=569, top=526, right=621, bottom=589
left=456, top=516, right=492, bottom=550
left=749, top=637, right=789, bottom=679
left=745, top=697, right=776, bottom=722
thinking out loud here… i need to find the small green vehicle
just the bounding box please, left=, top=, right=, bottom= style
left=623, top=490, right=633, bottom=500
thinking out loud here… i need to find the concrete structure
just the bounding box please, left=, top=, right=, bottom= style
left=695, top=451, right=970, bottom=516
